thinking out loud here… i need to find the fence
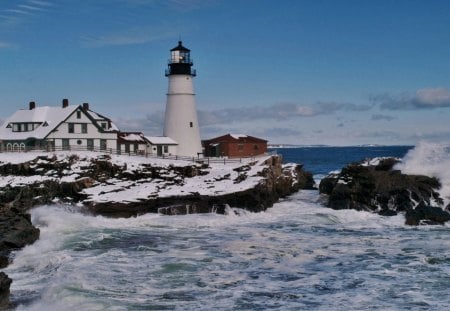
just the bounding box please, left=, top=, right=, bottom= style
left=0, top=145, right=276, bottom=165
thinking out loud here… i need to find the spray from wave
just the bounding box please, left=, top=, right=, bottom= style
left=396, top=141, right=450, bottom=206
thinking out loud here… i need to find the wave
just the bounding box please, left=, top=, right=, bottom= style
left=396, top=141, right=450, bottom=206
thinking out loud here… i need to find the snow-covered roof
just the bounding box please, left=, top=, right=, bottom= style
left=145, top=136, right=178, bottom=145
left=230, top=134, right=248, bottom=140
left=204, top=133, right=267, bottom=143
left=85, top=110, right=119, bottom=132
left=118, top=132, right=148, bottom=143
left=0, top=105, right=79, bottom=140
left=0, top=104, right=120, bottom=141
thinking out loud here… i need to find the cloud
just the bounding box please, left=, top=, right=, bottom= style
left=116, top=0, right=218, bottom=11
left=257, top=127, right=302, bottom=137
left=0, top=42, right=14, bottom=49
left=0, top=0, right=53, bottom=27
left=371, top=114, right=395, bottom=121
left=80, top=27, right=176, bottom=48
left=198, top=101, right=371, bottom=126
left=371, top=87, right=450, bottom=110
left=113, top=110, right=164, bottom=135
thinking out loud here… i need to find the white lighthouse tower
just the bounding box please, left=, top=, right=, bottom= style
left=163, top=41, right=202, bottom=157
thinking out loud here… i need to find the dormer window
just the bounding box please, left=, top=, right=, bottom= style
left=101, top=123, right=106, bottom=129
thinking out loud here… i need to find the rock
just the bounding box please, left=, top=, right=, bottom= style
left=0, top=272, right=12, bottom=309
left=0, top=206, right=39, bottom=308
left=405, top=203, right=450, bottom=226
left=0, top=208, right=40, bottom=251
left=319, top=157, right=445, bottom=225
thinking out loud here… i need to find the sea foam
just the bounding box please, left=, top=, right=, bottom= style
left=396, top=141, right=450, bottom=206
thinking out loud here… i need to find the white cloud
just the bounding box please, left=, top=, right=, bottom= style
left=371, top=87, right=450, bottom=110
left=0, top=0, right=53, bottom=27
left=416, top=87, right=450, bottom=107
left=81, top=27, right=176, bottom=48
left=371, top=114, right=395, bottom=121
left=0, top=42, right=13, bottom=49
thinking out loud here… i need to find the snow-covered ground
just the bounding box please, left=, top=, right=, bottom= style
left=0, top=151, right=273, bottom=205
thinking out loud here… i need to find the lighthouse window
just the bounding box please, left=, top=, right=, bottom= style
left=189, top=122, right=193, bottom=128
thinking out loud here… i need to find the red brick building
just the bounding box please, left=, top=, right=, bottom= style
left=203, top=134, right=267, bottom=158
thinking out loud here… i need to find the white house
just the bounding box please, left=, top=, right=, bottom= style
left=0, top=99, right=118, bottom=151
left=145, top=136, right=178, bottom=156
left=117, top=132, right=149, bottom=155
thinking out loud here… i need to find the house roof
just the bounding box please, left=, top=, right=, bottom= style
left=118, top=132, right=148, bottom=144
left=85, top=109, right=119, bottom=132
left=0, top=104, right=120, bottom=141
left=203, top=133, right=268, bottom=144
left=0, top=105, right=79, bottom=140
left=145, top=136, right=178, bottom=145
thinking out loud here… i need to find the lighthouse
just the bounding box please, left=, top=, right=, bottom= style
left=163, top=41, right=202, bottom=157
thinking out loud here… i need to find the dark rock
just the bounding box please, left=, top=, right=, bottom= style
left=0, top=208, right=40, bottom=251
left=0, top=207, right=38, bottom=310
left=0, top=254, right=8, bottom=269
left=0, top=272, right=12, bottom=309
left=405, top=203, right=450, bottom=226
left=319, top=157, right=446, bottom=225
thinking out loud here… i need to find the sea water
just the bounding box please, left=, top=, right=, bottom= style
left=4, top=143, right=450, bottom=310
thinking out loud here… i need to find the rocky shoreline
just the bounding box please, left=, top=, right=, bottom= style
left=0, top=152, right=314, bottom=307
left=319, top=157, right=450, bottom=225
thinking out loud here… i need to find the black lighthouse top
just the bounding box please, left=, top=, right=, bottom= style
left=165, top=41, right=196, bottom=77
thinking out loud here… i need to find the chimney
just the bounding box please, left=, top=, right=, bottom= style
left=82, top=102, right=89, bottom=111
left=62, top=98, right=69, bottom=108
left=29, top=101, right=36, bottom=110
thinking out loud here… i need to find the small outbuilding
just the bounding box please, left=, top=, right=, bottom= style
left=117, top=132, right=149, bottom=155
left=203, top=134, right=267, bottom=158
left=145, top=136, right=178, bottom=156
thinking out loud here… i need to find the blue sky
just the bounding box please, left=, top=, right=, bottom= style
left=1, top=0, right=450, bottom=145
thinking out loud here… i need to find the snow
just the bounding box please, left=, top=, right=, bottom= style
left=82, top=154, right=271, bottom=203
left=145, top=136, right=178, bottom=145
left=121, top=133, right=145, bottom=142
left=0, top=151, right=272, bottom=206
left=230, top=134, right=248, bottom=140
left=0, top=105, right=79, bottom=140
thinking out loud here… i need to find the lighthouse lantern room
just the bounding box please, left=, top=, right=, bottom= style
left=163, top=41, right=202, bottom=157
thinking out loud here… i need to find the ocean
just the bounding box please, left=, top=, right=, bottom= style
left=5, top=142, right=450, bottom=310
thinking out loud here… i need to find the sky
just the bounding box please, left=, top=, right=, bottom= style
left=1, top=0, right=450, bottom=146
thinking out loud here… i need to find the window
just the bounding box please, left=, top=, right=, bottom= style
left=24, top=124, right=29, bottom=132
left=189, top=122, right=193, bottom=128
left=238, top=144, right=244, bottom=151
left=77, top=140, right=82, bottom=145
left=77, top=110, right=81, bottom=119
left=87, top=139, right=94, bottom=151
left=254, top=144, right=259, bottom=150
left=62, top=139, right=70, bottom=150
left=68, top=123, right=74, bottom=133
left=81, top=123, right=87, bottom=133
left=100, top=139, right=107, bottom=150
left=101, top=123, right=106, bottom=129
left=164, top=145, right=168, bottom=153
